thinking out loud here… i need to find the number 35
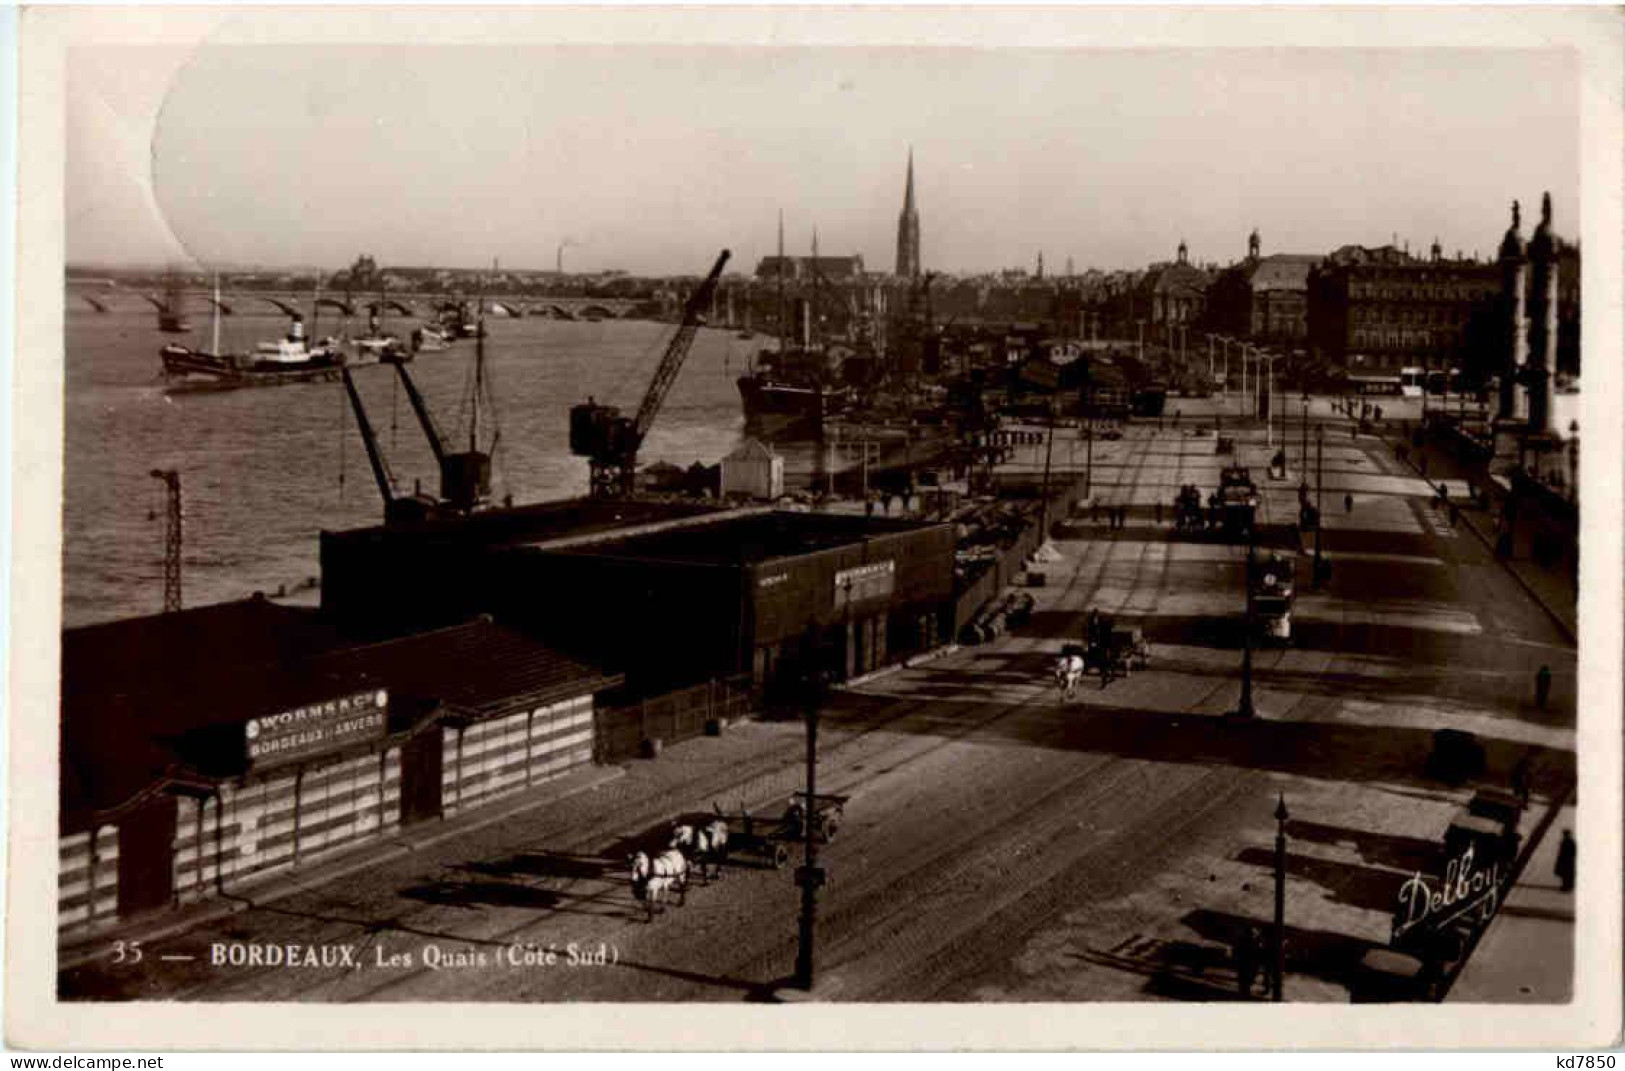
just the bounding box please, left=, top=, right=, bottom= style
left=112, top=940, right=142, bottom=964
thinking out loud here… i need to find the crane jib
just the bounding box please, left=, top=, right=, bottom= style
left=630, top=249, right=732, bottom=443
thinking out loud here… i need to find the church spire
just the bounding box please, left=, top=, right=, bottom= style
left=895, top=148, right=921, bottom=278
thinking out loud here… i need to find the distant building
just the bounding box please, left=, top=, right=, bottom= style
left=1135, top=241, right=1211, bottom=329
left=1206, top=230, right=1321, bottom=344
left=755, top=254, right=867, bottom=282
left=895, top=149, right=921, bottom=279
left=1306, top=242, right=1501, bottom=373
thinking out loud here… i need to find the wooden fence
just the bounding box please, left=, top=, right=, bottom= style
left=594, top=676, right=756, bottom=763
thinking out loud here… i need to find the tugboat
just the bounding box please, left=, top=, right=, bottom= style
left=160, top=279, right=368, bottom=391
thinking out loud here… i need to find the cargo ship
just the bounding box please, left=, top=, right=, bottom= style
left=737, top=344, right=851, bottom=440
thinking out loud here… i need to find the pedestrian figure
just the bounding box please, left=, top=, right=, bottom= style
left=1092, top=500, right=1101, bottom=523
left=1344, top=493, right=1354, bottom=514
left=1375, top=405, right=1383, bottom=422
left=1119, top=505, right=1129, bottom=529
left=1155, top=501, right=1163, bottom=525
left=1174, top=409, right=1181, bottom=427
left=1511, top=751, right=1533, bottom=808
left=1256, top=928, right=1277, bottom=998
left=1535, top=664, right=1552, bottom=710
left=1555, top=830, right=1576, bottom=892
left=1233, top=924, right=1258, bottom=998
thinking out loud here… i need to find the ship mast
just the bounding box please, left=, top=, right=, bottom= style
left=471, top=262, right=490, bottom=452
left=211, top=274, right=221, bottom=355
left=777, top=209, right=786, bottom=353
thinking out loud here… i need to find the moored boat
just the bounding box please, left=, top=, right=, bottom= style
left=161, top=279, right=376, bottom=391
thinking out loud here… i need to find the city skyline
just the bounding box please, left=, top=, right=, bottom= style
left=68, top=41, right=1578, bottom=277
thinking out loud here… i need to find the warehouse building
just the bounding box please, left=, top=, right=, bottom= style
left=493, top=510, right=957, bottom=694
left=322, top=503, right=958, bottom=696
left=60, top=597, right=618, bottom=936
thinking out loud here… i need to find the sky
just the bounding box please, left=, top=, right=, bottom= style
left=66, top=42, right=1580, bottom=276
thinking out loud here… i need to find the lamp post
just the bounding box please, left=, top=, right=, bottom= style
left=1084, top=417, right=1095, bottom=500
left=1568, top=420, right=1579, bottom=503
left=792, top=655, right=828, bottom=992
left=1039, top=399, right=1057, bottom=539
left=1299, top=392, right=1310, bottom=494
left=1272, top=793, right=1289, bottom=1002
left=1313, top=425, right=1325, bottom=588
left=1240, top=344, right=1249, bottom=419
left=1232, top=523, right=1257, bottom=720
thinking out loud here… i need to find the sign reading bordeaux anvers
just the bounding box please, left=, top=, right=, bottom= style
left=245, top=690, right=389, bottom=769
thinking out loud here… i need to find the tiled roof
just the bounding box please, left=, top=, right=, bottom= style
left=1247, top=255, right=1322, bottom=292
left=61, top=601, right=618, bottom=828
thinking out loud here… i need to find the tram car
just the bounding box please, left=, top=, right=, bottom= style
left=1218, top=465, right=1260, bottom=538
left=1251, top=545, right=1297, bottom=642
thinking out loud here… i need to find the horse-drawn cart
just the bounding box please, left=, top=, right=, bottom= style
left=1059, top=623, right=1151, bottom=695
left=1091, top=628, right=1150, bottom=681
left=712, top=793, right=849, bottom=869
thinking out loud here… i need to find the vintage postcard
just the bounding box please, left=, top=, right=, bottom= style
left=8, top=4, right=1622, bottom=1052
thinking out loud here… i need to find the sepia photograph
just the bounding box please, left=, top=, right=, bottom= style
left=8, top=4, right=1622, bottom=1052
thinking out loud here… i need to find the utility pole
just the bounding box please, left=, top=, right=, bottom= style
left=149, top=468, right=182, bottom=614
left=793, top=653, right=828, bottom=992
left=1273, top=793, right=1290, bottom=1002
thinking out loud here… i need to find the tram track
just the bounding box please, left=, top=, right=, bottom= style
left=321, top=479, right=1175, bottom=1001
left=83, top=425, right=1388, bottom=1005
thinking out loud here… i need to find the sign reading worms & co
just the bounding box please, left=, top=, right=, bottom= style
left=245, top=689, right=390, bottom=770
left=835, top=560, right=896, bottom=607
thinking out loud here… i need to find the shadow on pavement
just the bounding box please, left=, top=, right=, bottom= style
left=610, top=957, right=777, bottom=1000
left=1070, top=943, right=1254, bottom=1002
left=1233, top=847, right=1407, bottom=914
left=1286, top=820, right=1442, bottom=874
left=1181, top=907, right=1383, bottom=994
left=846, top=695, right=1575, bottom=797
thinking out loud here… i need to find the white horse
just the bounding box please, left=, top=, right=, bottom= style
left=671, top=819, right=731, bottom=882
left=628, top=849, right=688, bottom=920
left=1054, top=653, right=1086, bottom=700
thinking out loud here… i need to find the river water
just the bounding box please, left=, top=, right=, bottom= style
left=64, top=307, right=773, bottom=627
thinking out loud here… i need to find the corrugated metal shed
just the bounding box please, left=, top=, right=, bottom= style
left=61, top=599, right=618, bottom=830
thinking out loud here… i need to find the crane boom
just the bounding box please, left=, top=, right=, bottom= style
left=341, top=367, right=399, bottom=509
left=632, top=248, right=731, bottom=442
left=389, top=360, right=450, bottom=465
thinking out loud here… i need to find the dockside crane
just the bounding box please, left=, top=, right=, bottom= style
left=340, top=366, right=441, bottom=524
left=570, top=248, right=731, bottom=497
left=382, top=348, right=492, bottom=514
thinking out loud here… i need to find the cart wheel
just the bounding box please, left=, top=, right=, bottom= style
left=771, top=844, right=790, bottom=869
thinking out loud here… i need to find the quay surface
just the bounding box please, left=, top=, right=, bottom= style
left=59, top=406, right=1575, bottom=1009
